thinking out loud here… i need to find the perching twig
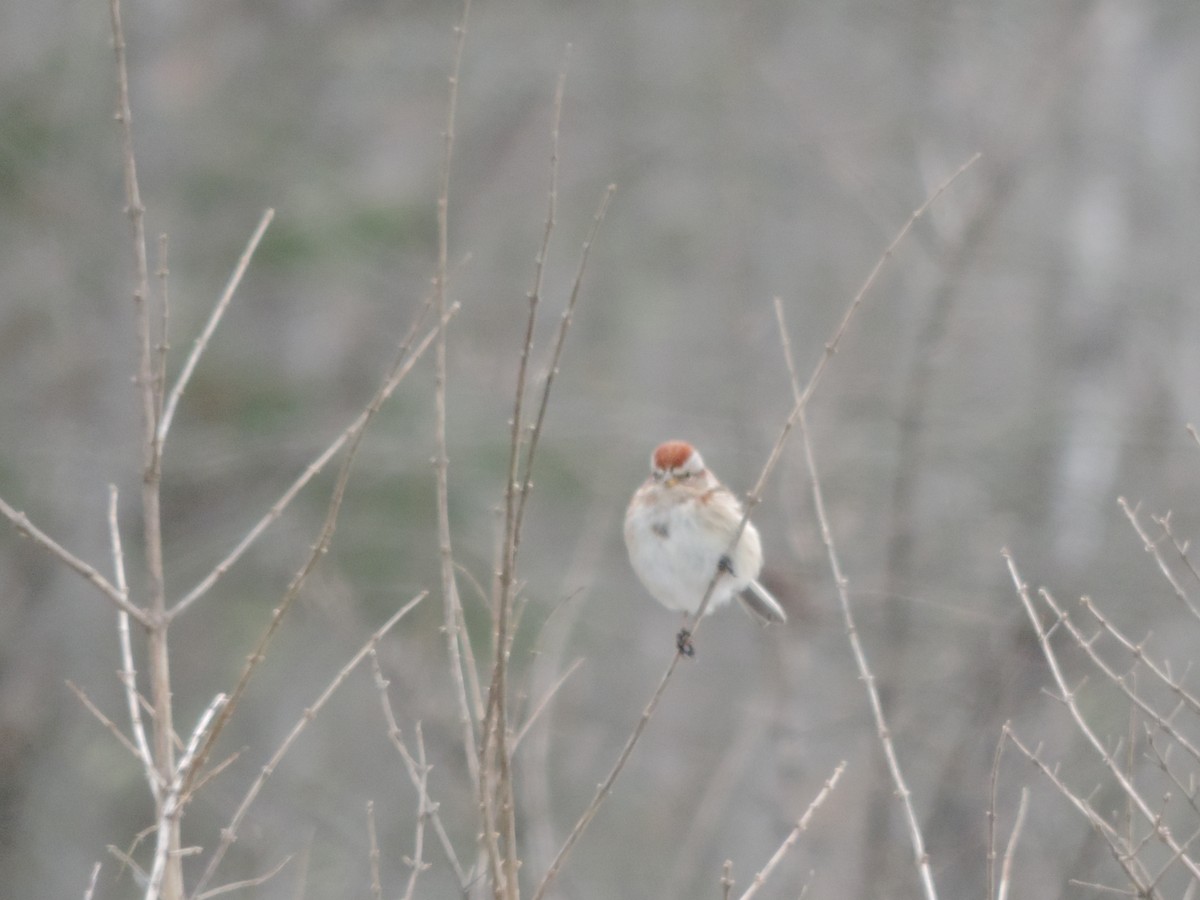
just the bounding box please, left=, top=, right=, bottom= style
left=530, top=154, right=979, bottom=900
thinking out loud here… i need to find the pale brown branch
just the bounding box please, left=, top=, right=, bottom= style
left=689, top=152, right=981, bottom=634
left=995, top=787, right=1029, bottom=900
left=366, top=801, right=382, bottom=900
left=1005, top=725, right=1154, bottom=896
left=512, top=657, right=584, bottom=752
left=170, top=302, right=456, bottom=619
left=532, top=155, right=979, bottom=900
left=529, top=651, right=687, bottom=900
left=801, top=417, right=939, bottom=900
left=400, top=723, right=433, bottom=900
left=1004, top=551, right=1200, bottom=883
left=109, top=485, right=158, bottom=800
left=1038, top=588, right=1200, bottom=766
left=158, top=208, right=275, bottom=442
left=189, top=595, right=424, bottom=899
left=0, top=495, right=149, bottom=626
left=735, top=761, right=846, bottom=900
left=66, top=680, right=148, bottom=773
left=178, top=298, right=453, bottom=799
left=429, top=6, right=486, bottom=891
left=1119, top=497, right=1200, bottom=623
left=1077, top=595, right=1200, bottom=719
left=83, top=862, right=102, bottom=900
left=194, top=855, right=292, bottom=900
left=369, top=650, right=470, bottom=889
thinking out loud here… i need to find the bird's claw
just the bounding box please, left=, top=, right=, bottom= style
left=676, top=628, right=695, bottom=657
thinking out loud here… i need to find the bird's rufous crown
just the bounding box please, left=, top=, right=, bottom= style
left=652, top=440, right=698, bottom=472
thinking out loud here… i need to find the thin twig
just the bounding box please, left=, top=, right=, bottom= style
left=66, top=680, right=146, bottom=766
left=170, top=302, right=455, bottom=619
left=995, top=787, right=1029, bottom=900
left=1003, top=551, right=1200, bottom=883
left=109, top=485, right=159, bottom=799
left=83, top=862, right=102, bottom=900
left=194, top=855, right=293, bottom=900
left=0, top=495, right=148, bottom=625
left=987, top=724, right=1006, bottom=900
left=178, top=298, right=454, bottom=801
left=366, top=801, right=382, bottom=900
left=148, top=693, right=227, bottom=900
left=529, top=652, right=687, bottom=900
left=530, top=155, right=979, bottom=900
left=1005, top=725, right=1154, bottom=896
left=689, top=152, right=982, bottom=635
left=108, top=6, right=178, bottom=894
left=1038, top=588, right=1200, bottom=766
left=401, top=723, right=432, bottom=900
left=801, top=417, right=939, bottom=900
left=1119, top=497, right=1200, bottom=623
left=778, top=293, right=939, bottom=900
left=189, top=595, right=425, bottom=899
left=429, top=4, right=487, bottom=889
left=154, top=233, right=169, bottom=428
left=512, top=657, right=584, bottom=751
left=158, top=208, right=275, bottom=442
left=369, top=650, right=470, bottom=889
left=1077, top=595, right=1200, bottom=719
left=735, top=761, right=846, bottom=900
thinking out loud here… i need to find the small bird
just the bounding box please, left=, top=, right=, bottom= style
left=624, top=440, right=786, bottom=653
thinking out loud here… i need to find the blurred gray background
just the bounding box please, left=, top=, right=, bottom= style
left=3, top=0, right=1200, bottom=897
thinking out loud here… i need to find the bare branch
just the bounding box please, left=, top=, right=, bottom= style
left=82, top=862, right=102, bottom=900
left=66, top=680, right=147, bottom=768
left=366, top=801, right=382, bottom=900
left=369, top=650, right=470, bottom=889
left=735, top=761, right=846, bottom=900
left=400, top=723, right=433, bottom=900
left=0, top=495, right=149, bottom=626
left=171, top=302, right=457, bottom=619
left=109, top=485, right=159, bottom=800
left=189, top=595, right=425, bottom=899
left=512, top=657, right=584, bottom=751
left=995, top=787, right=1029, bottom=900
left=1004, top=551, right=1200, bottom=883
left=1119, top=497, right=1200, bottom=623
left=430, top=6, right=486, bottom=888
left=689, top=152, right=982, bottom=633
left=194, top=855, right=292, bottom=900
left=1005, top=725, right=1154, bottom=896
left=801, top=416, right=938, bottom=900
left=531, top=155, right=979, bottom=900
left=158, top=208, right=275, bottom=442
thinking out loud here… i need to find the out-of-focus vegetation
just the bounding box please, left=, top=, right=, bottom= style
left=3, top=1, right=1200, bottom=898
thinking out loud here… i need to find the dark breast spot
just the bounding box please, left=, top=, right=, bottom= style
left=652, top=522, right=669, bottom=539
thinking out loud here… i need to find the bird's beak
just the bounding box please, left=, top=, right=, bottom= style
left=664, top=476, right=679, bottom=488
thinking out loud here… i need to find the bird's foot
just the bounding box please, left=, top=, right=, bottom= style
left=676, top=628, right=695, bottom=657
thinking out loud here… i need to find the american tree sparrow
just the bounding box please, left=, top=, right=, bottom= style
left=624, top=440, right=786, bottom=653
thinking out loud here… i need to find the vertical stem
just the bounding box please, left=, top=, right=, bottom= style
left=107, top=0, right=178, bottom=894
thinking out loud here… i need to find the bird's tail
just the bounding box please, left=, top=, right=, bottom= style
left=737, top=579, right=787, bottom=625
